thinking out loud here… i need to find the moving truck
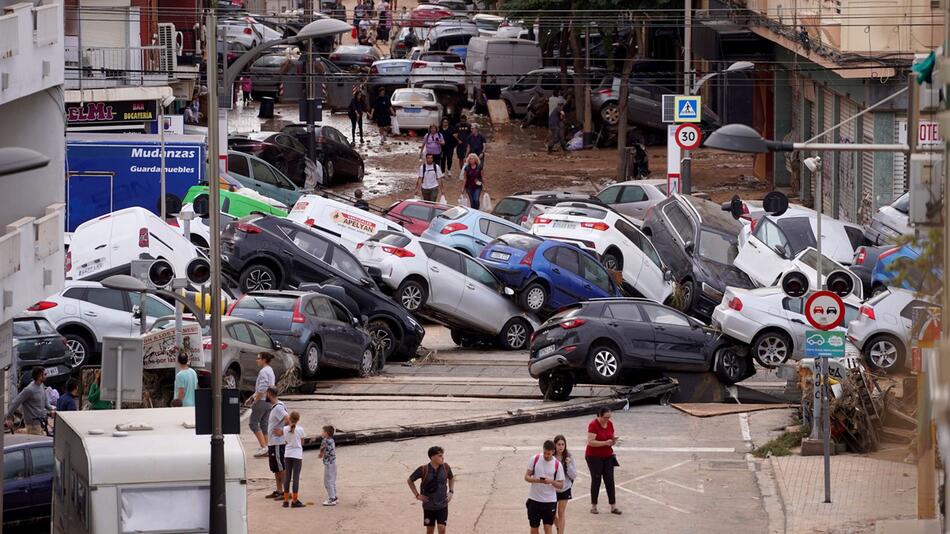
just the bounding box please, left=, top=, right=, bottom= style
left=464, top=37, right=542, bottom=101
left=52, top=407, right=246, bottom=534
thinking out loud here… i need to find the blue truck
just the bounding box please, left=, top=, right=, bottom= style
left=65, top=134, right=206, bottom=231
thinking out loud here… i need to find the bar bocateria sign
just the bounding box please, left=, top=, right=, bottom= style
left=66, top=100, right=158, bottom=124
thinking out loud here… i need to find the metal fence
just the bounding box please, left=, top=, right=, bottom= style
left=65, top=45, right=170, bottom=87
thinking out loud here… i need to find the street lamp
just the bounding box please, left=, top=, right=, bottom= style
left=705, top=123, right=909, bottom=153
left=159, top=94, right=176, bottom=220
left=100, top=274, right=208, bottom=328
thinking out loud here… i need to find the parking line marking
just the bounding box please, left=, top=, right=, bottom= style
left=629, top=459, right=691, bottom=482
left=614, top=485, right=691, bottom=514
left=658, top=478, right=705, bottom=494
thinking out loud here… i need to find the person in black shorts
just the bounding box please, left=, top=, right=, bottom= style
left=408, top=446, right=454, bottom=534
left=553, top=435, right=577, bottom=534
left=524, top=440, right=565, bottom=534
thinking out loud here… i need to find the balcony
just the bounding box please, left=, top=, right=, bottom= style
left=0, top=204, right=65, bottom=326
left=0, top=1, right=64, bottom=107
left=65, top=45, right=174, bottom=90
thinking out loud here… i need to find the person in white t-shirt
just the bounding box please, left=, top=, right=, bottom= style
left=524, top=440, right=565, bottom=534
left=282, top=411, right=306, bottom=508
left=415, top=153, right=444, bottom=202
left=265, top=387, right=290, bottom=501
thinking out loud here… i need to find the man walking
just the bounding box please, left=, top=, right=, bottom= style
left=5, top=367, right=54, bottom=435
left=464, top=124, right=487, bottom=169
left=546, top=101, right=567, bottom=153
left=408, top=446, right=455, bottom=534
left=415, top=153, right=444, bottom=202
left=265, top=387, right=290, bottom=500
left=174, top=352, right=198, bottom=407
left=524, top=440, right=565, bottom=534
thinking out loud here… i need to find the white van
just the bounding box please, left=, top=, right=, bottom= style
left=67, top=207, right=202, bottom=282
left=464, top=37, right=542, bottom=100
left=287, top=194, right=408, bottom=252
left=52, top=408, right=247, bottom=534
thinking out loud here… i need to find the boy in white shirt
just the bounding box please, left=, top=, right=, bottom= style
left=523, top=440, right=565, bottom=534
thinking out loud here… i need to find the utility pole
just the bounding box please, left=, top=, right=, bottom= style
left=583, top=21, right=592, bottom=147
left=681, top=0, right=693, bottom=193
left=305, top=0, right=317, bottom=165
left=205, top=12, right=228, bottom=534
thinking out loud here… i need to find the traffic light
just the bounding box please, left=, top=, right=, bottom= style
left=186, top=257, right=211, bottom=286
left=147, top=259, right=174, bottom=288
left=825, top=270, right=855, bottom=298
left=780, top=270, right=809, bottom=298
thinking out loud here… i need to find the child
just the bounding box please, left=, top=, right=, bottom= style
left=319, top=425, right=338, bottom=506
left=282, top=411, right=306, bottom=508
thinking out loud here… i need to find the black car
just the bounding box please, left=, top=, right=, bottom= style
left=329, top=44, right=382, bottom=70
left=228, top=133, right=311, bottom=188
left=12, top=317, right=73, bottom=389
left=280, top=123, right=365, bottom=183
left=851, top=245, right=890, bottom=297
left=527, top=298, right=754, bottom=400
left=220, top=214, right=424, bottom=360
left=491, top=191, right=601, bottom=227
left=642, top=195, right=754, bottom=320
left=3, top=435, right=53, bottom=528
left=229, top=290, right=374, bottom=378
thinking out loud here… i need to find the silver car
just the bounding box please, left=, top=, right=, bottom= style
left=500, top=67, right=603, bottom=117
left=847, top=288, right=935, bottom=372
left=864, top=192, right=912, bottom=245
left=22, top=281, right=175, bottom=367
left=593, top=179, right=669, bottom=221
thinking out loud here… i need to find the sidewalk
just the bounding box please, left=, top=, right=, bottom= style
left=770, top=454, right=917, bottom=533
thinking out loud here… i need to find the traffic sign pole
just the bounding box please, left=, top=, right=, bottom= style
left=673, top=96, right=701, bottom=194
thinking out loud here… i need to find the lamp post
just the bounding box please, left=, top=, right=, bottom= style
left=680, top=61, right=753, bottom=194
left=159, top=95, right=176, bottom=220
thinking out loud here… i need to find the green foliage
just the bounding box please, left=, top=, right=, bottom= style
left=752, top=427, right=807, bottom=458
left=883, top=227, right=943, bottom=299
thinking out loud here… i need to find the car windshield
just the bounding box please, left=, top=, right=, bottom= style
left=13, top=318, right=57, bottom=337
left=393, top=90, right=436, bottom=103
left=697, top=229, right=738, bottom=265
left=234, top=296, right=297, bottom=311
left=420, top=52, right=461, bottom=63
left=891, top=192, right=910, bottom=214
left=495, top=233, right=541, bottom=251
left=439, top=206, right=468, bottom=220
left=253, top=55, right=289, bottom=68
left=549, top=205, right=607, bottom=219
left=369, top=231, right=412, bottom=248
left=798, top=248, right=843, bottom=274
left=494, top=198, right=529, bottom=216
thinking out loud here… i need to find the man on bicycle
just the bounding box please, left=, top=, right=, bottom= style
left=6, top=367, right=54, bottom=435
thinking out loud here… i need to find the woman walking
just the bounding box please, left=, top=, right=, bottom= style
left=585, top=407, right=621, bottom=515
left=461, top=154, right=483, bottom=210
left=282, top=411, right=306, bottom=508
left=348, top=87, right=367, bottom=145
left=439, top=117, right=457, bottom=173
left=553, top=435, right=577, bottom=534
left=420, top=124, right=445, bottom=160
left=369, top=86, right=393, bottom=143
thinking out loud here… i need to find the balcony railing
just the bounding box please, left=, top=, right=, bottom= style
left=33, top=4, right=59, bottom=47
left=65, top=45, right=173, bottom=89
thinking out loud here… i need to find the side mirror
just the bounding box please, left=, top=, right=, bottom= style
left=663, top=269, right=673, bottom=282
left=684, top=241, right=694, bottom=255
left=132, top=305, right=142, bottom=320
left=503, top=286, right=515, bottom=296
left=773, top=244, right=788, bottom=259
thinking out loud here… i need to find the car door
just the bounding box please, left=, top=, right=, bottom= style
left=734, top=217, right=792, bottom=286
left=422, top=244, right=466, bottom=313
left=327, top=127, right=358, bottom=176
left=228, top=153, right=252, bottom=180
left=781, top=296, right=811, bottom=356
left=4, top=448, right=31, bottom=524
left=28, top=445, right=54, bottom=518
left=659, top=201, right=695, bottom=279
left=308, top=296, right=346, bottom=366
left=614, top=185, right=652, bottom=219
left=246, top=322, right=284, bottom=376
left=80, top=287, right=133, bottom=338
left=641, top=303, right=708, bottom=368
left=226, top=322, right=262, bottom=390
left=133, top=294, right=175, bottom=333
left=330, top=299, right=366, bottom=367
left=579, top=252, right=616, bottom=298
left=542, top=246, right=586, bottom=307
left=460, top=256, right=506, bottom=332
left=279, top=226, right=332, bottom=286
left=602, top=302, right=655, bottom=367
left=249, top=155, right=293, bottom=207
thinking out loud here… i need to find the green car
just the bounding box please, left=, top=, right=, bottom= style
left=183, top=186, right=289, bottom=218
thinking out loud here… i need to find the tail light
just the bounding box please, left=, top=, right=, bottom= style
left=167, top=219, right=180, bottom=227
left=595, top=88, right=612, bottom=95
left=304, top=218, right=316, bottom=226
left=382, top=245, right=415, bottom=258
left=28, top=301, right=58, bottom=311
left=396, top=42, right=406, bottom=49
left=243, top=27, right=253, bottom=34
left=292, top=298, right=306, bottom=323
left=226, top=295, right=244, bottom=315
left=440, top=223, right=467, bottom=234
left=411, top=61, right=428, bottom=69
left=330, top=54, right=340, bottom=61
left=520, top=246, right=537, bottom=266
left=65, top=251, right=72, bottom=273
left=203, top=340, right=229, bottom=350
left=370, top=65, right=379, bottom=74
left=138, top=227, right=149, bottom=247
left=533, top=216, right=552, bottom=225
left=581, top=221, right=609, bottom=231
left=749, top=217, right=758, bottom=233
left=728, top=297, right=743, bottom=311
left=361, top=57, right=374, bottom=64
left=454, top=64, right=465, bottom=70
left=559, top=318, right=587, bottom=329
left=860, top=305, right=876, bottom=320
left=234, top=222, right=262, bottom=233
left=878, top=247, right=900, bottom=260
left=854, top=248, right=867, bottom=265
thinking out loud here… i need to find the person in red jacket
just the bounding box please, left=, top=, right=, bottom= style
left=585, top=407, right=621, bottom=515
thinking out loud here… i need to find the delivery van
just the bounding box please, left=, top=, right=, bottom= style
left=288, top=194, right=407, bottom=253
left=464, top=37, right=542, bottom=101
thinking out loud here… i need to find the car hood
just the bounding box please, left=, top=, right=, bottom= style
left=697, top=259, right=753, bottom=290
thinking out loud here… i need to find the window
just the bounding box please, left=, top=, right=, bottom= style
left=756, top=218, right=789, bottom=255
left=439, top=206, right=467, bottom=220
left=246, top=323, right=274, bottom=348
left=493, top=198, right=529, bottom=217
left=311, top=297, right=336, bottom=320
left=618, top=186, right=647, bottom=203
left=478, top=218, right=490, bottom=235
left=540, top=75, right=560, bottom=91
left=292, top=231, right=330, bottom=260
left=143, top=296, right=174, bottom=318
left=85, top=288, right=127, bottom=312
left=580, top=254, right=611, bottom=292
left=463, top=257, right=499, bottom=290
left=430, top=246, right=462, bottom=272
left=900, top=300, right=936, bottom=321
left=402, top=204, right=432, bottom=221
left=63, top=288, right=85, bottom=300
left=273, top=169, right=296, bottom=190
left=698, top=230, right=739, bottom=265
left=510, top=74, right=540, bottom=91
left=483, top=220, right=520, bottom=239
left=783, top=297, right=805, bottom=315
left=228, top=154, right=250, bottom=177
left=30, top=446, right=55, bottom=476
left=595, top=186, right=620, bottom=204
left=643, top=305, right=691, bottom=327
left=4, top=449, right=26, bottom=480
left=330, top=301, right=352, bottom=323
left=553, top=247, right=580, bottom=274
left=13, top=318, right=57, bottom=336
left=120, top=486, right=209, bottom=533
left=844, top=305, right=859, bottom=325
left=329, top=248, right=367, bottom=280
left=237, top=296, right=296, bottom=312
left=605, top=302, right=642, bottom=321
left=371, top=231, right=412, bottom=248
left=251, top=158, right=280, bottom=185
left=615, top=219, right=662, bottom=269
left=227, top=323, right=254, bottom=345
left=663, top=203, right=694, bottom=244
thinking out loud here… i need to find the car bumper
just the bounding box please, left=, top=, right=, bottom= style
left=528, top=354, right=570, bottom=378
left=394, top=110, right=442, bottom=129
left=394, top=322, right=425, bottom=359
left=710, top=307, right=757, bottom=344
left=482, top=264, right=532, bottom=289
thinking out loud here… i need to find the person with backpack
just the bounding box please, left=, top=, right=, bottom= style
left=415, top=153, right=445, bottom=202
left=408, top=446, right=455, bottom=534
left=420, top=124, right=445, bottom=160
left=282, top=411, right=306, bottom=508
left=524, top=440, right=565, bottom=534
left=552, top=435, right=577, bottom=534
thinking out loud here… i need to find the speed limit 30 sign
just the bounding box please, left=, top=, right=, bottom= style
left=675, top=123, right=702, bottom=150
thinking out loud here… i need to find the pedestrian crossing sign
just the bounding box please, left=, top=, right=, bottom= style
left=674, top=96, right=701, bottom=123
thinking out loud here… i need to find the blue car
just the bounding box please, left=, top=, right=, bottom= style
left=421, top=206, right=525, bottom=257
left=4, top=435, right=53, bottom=528
left=870, top=244, right=922, bottom=294
left=479, top=233, right=623, bottom=314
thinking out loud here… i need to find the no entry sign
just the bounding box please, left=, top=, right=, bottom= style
left=675, top=123, right=702, bottom=150
left=804, top=291, right=846, bottom=331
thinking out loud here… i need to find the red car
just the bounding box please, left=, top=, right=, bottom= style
left=383, top=199, right=450, bottom=236
left=409, top=4, right=454, bottom=27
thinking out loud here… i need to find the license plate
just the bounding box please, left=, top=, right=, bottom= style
left=77, top=261, right=104, bottom=277
left=553, top=221, right=574, bottom=229
left=45, top=366, right=60, bottom=377
left=405, top=108, right=421, bottom=113
left=490, top=251, right=510, bottom=261
left=538, top=345, right=556, bottom=357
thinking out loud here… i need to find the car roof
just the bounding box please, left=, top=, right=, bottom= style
left=5, top=434, right=53, bottom=448
left=246, top=290, right=306, bottom=298
left=64, top=280, right=106, bottom=289
left=608, top=179, right=667, bottom=188
left=676, top=194, right=744, bottom=232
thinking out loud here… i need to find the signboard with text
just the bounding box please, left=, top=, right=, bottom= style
left=66, top=100, right=158, bottom=125
left=804, top=330, right=846, bottom=359
left=142, top=323, right=205, bottom=369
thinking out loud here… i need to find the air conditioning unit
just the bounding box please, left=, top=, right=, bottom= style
left=158, top=23, right=177, bottom=80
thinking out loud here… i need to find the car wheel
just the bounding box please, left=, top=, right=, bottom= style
left=520, top=282, right=547, bottom=313
left=301, top=341, right=321, bottom=379
left=678, top=279, right=695, bottom=313
left=538, top=372, right=574, bottom=401
left=357, top=347, right=374, bottom=377
left=450, top=329, right=475, bottom=347
left=715, top=345, right=750, bottom=385
left=864, top=334, right=904, bottom=371
left=600, top=101, right=620, bottom=126
left=324, top=160, right=335, bottom=183
left=602, top=250, right=623, bottom=272
left=498, top=318, right=530, bottom=350
left=240, top=264, right=277, bottom=292
left=223, top=368, right=239, bottom=390
left=396, top=279, right=427, bottom=312
left=368, top=320, right=395, bottom=360
left=587, top=344, right=621, bottom=383
left=63, top=334, right=91, bottom=367
left=504, top=99, right=515, bottom=118
left=871, top=284, right=887, bottom=297
left=356, top=162, right=365, bottom=182
left=751, top=331, right=792, bottom=368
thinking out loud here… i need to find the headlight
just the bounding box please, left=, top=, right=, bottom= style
left=407, top=315, right=420, bottom=328
left=701, top=282, right=723, bottom=301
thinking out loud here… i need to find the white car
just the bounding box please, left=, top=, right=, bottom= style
left=356, top=230, right=538, bottom=350
left=735, top=205, right=864, bottom=287
left=23, top=281, right=175, bottom=367
left=239, top=15, right=283, bottom=42
left=219, top=19, right=262, bottom=48
left=287, top=194, right=407, bottom=253
left=848, top=288, right=935, bottom=371
left=391, top=88, right=443, bottom=131
left=530, top=202, right=673, bottom=304
left=593, top=179, right=668, bottom=221
left=713, top=286, right=860, bottom=367
left=473, top=14, right=505, bottom=36
left=67, top=207, right=203, bottom=282
left=176, top=204, right=237, bottom=250
left=409, top=51, right=465, bottom=93
left=864, top=192, right=912, bottom=245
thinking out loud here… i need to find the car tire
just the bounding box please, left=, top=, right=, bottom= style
left=520, top=282, right=548, bottom=313
left=602, top=250, right=623, bottom=272
left=871, top=284, right=887, bottom=297
left=396, top=279, right=428, bottom=312
left=678, top=279, right=695, bottom=313
left=714, top=345, right=750, bottom=385
left=63, top=333, right=92, bottom=367
left=367, top=320, right=396, bottom=360
left=224, top=368, right=240, bottom=390
left=450, top=329, right=476, bottom=347
left=587, top=344, right=621, bottom=383
left=863, top=334, right=904, bottom=371
left=324, top=160, right=335, bottom=183
left=357, top=346, right=375, bottom=377
left=301, top=341, right=321, bottom=379
left=539, top=372, right=574, bottom=401
left=498, top=318, right=531, bottom=351
left=600, top=101, right=620, bottom=126
left=751, top=331, right=792, bottom=368
left=240, top=264, right=277, bottom=292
